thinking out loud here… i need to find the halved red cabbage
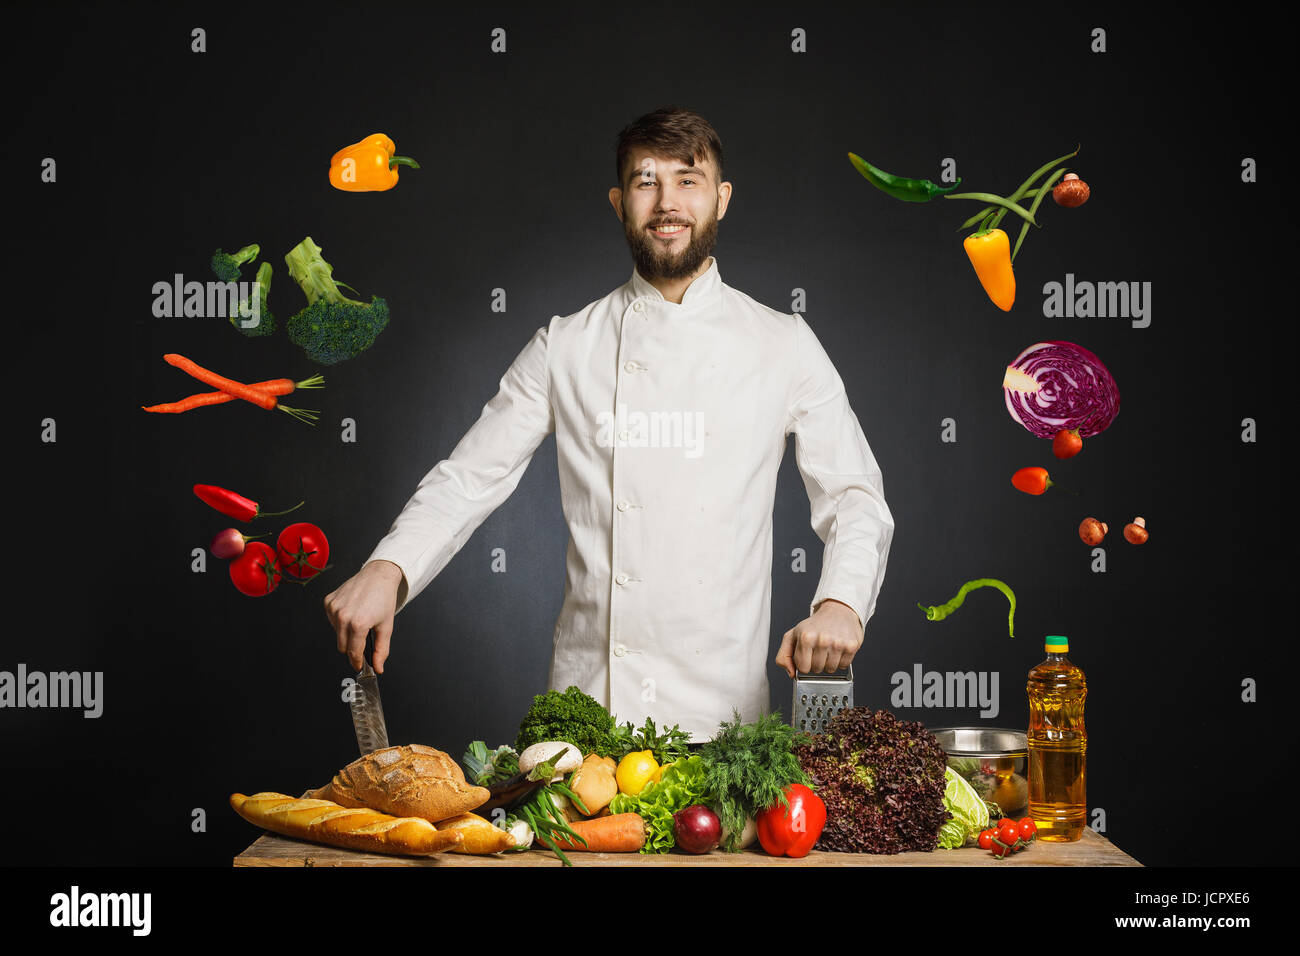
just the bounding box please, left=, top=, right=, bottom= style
left=1003, top=341, right=1120, bottom=439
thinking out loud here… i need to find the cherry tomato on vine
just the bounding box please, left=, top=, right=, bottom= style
left=230, top=542, right=282, bottom=597
left=978, top=829, right=995, bottom=850
left=998, top=819, right=1021, bottom=846
left=1019, top=817, right=1038, bottom=841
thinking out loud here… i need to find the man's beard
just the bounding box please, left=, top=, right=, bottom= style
left=623, top=203, right=719, bottom=281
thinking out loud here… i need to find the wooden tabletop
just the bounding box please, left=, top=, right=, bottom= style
left=234, top=825, right=1140, bottom=867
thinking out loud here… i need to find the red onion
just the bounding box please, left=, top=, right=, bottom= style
left=673, top=805, right=721, bottom=854
left=1002, top=341, right=1120, bottom=439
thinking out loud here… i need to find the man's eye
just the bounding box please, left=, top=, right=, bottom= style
left=680, top=179, right=695, bottom=185
left=638, top=180, right=657, bottom=187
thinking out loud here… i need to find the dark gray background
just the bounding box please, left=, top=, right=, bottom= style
left=5, top=1, right=1289, bottom=868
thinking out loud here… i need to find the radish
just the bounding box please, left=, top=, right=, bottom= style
left=209, top=528, right=267, bottom=560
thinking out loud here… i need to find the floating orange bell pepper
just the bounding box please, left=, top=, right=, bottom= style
left=328, top=134, right=420, bottom=192
left=963, top=228, right=1015, bottom=311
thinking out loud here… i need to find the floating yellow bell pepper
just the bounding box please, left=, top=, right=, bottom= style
left=963, top=228, right=1015, bottom=311
left=328, top=134, right=420, bottom=192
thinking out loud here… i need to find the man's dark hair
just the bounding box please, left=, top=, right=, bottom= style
left=615, top=107, right=724, bottom=186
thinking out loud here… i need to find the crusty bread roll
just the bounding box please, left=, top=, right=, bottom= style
left=437, top=812, right=519, bottom=854
left=310, top=744, right=489, bottom=823
left=231, top=792, right=464, bottom=856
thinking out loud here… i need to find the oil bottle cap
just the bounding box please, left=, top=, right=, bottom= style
left=1045, top=635, right=1069, bottom=652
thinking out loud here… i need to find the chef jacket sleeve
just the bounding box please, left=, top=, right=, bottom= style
left=784, top=314, right=895, bottom=631
left=365, top=324, right=555, bottom=612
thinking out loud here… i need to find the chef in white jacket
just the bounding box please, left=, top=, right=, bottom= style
left=325, top=107, right=893, bottom=741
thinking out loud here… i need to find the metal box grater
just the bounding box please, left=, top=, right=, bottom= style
left=792, top=665, right=854, bottom=733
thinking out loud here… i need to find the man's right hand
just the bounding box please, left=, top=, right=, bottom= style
left=324, top=560, right=404, bottom=674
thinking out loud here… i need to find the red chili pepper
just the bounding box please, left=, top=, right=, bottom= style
left=756, top=784, right=827, bottom=858
left=1011, top=466, right=1053, bottom=495
left=193, top=484, right=303, bottom=522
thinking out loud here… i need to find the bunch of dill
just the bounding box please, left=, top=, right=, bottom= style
left=697, top=711, right=810, bottom=851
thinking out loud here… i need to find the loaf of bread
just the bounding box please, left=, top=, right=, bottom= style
left=437, top=812, right=519, bottom=854
left=230, top=792, right=464, bottom=856
left=310, top=744, right=490, bottom=823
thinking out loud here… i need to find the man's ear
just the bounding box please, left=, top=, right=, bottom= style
left=716, top=181, right=733, bottom=221
left=608, top=187, right=624, bottom=222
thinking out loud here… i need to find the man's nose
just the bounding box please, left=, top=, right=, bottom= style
left=655, top=185, right=681, bottom=211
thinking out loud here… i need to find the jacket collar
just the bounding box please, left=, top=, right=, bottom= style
left=628, top=256, right=722, bottom=309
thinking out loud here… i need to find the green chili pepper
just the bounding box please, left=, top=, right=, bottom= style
left=917, top=578, right=1017, bottom=638
left=848, top=152, right=961, bottom=202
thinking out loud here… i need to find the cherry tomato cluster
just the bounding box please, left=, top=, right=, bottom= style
left=215, top=522, right=331, bottom=597
left=192, top=485, right=332, bottom=596
left=977, top=817, right=1037, bottom=859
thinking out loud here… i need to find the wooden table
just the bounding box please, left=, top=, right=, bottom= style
left=234, top=826, right=1139, bottom=867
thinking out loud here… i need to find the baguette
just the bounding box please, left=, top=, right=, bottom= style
left=437, top=812, right=519, bottom=854
left=230, top=792, right=464, bottom=856
left=310, top=744, right=489, bottom=823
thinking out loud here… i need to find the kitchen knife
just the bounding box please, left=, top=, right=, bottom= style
left=350, top=631, right=390, bottom=755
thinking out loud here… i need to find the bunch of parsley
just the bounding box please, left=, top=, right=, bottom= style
left=609, top=716, right=692, bottom=765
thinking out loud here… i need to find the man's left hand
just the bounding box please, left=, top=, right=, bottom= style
left=775, top=599, right=863, bottom=678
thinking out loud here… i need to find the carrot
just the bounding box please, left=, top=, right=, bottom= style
left=549, top=813, right=647, bottom=852
left=142, top=375, right=324, bottom=414
left=163, top=353, right=277, bottom=409
left=157, top=356, right=321, bottom=424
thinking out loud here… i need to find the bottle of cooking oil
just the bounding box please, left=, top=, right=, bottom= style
left=1027, top=635, right=1086, bottom=842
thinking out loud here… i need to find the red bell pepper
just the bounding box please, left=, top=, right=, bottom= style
left=756, top=784, right=826, bottom=858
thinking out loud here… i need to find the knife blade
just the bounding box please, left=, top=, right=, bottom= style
left=350, top=632, right=390, bottom=755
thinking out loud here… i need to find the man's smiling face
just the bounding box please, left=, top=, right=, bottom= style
left=609, top=149, right=732, bottom=282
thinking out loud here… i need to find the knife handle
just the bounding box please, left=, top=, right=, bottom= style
left=359, top=631, right=375, bottom=678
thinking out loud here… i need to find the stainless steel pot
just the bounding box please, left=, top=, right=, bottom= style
left=932, top=727, right=1029, bottom=818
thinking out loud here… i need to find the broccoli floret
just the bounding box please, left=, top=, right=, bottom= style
left=210, top=243, right=260, bottom=283
left=284, top=237, right=389, bottom=366
left=229, top=261, right=275, bottom=337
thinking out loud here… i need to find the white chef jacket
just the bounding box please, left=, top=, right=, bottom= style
left=366, top=257, right=893, bottom=740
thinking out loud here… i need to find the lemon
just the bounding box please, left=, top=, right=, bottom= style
left=616, top=750, right=660, bottom=795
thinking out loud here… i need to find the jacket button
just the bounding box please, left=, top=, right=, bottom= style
left=615, top=573, right=629, bottom=586
left=616, top=500, right=629, bottom=512
left=614, top=643, right=627, bottom=657
left=632, top=300, right=645, bottom=313
left=618, top=429, right=630, bottom=441
left=624, top=361, right=638, bottom=372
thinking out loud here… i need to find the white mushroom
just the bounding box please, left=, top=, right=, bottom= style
left=518, top=741, right=582, bottom=776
